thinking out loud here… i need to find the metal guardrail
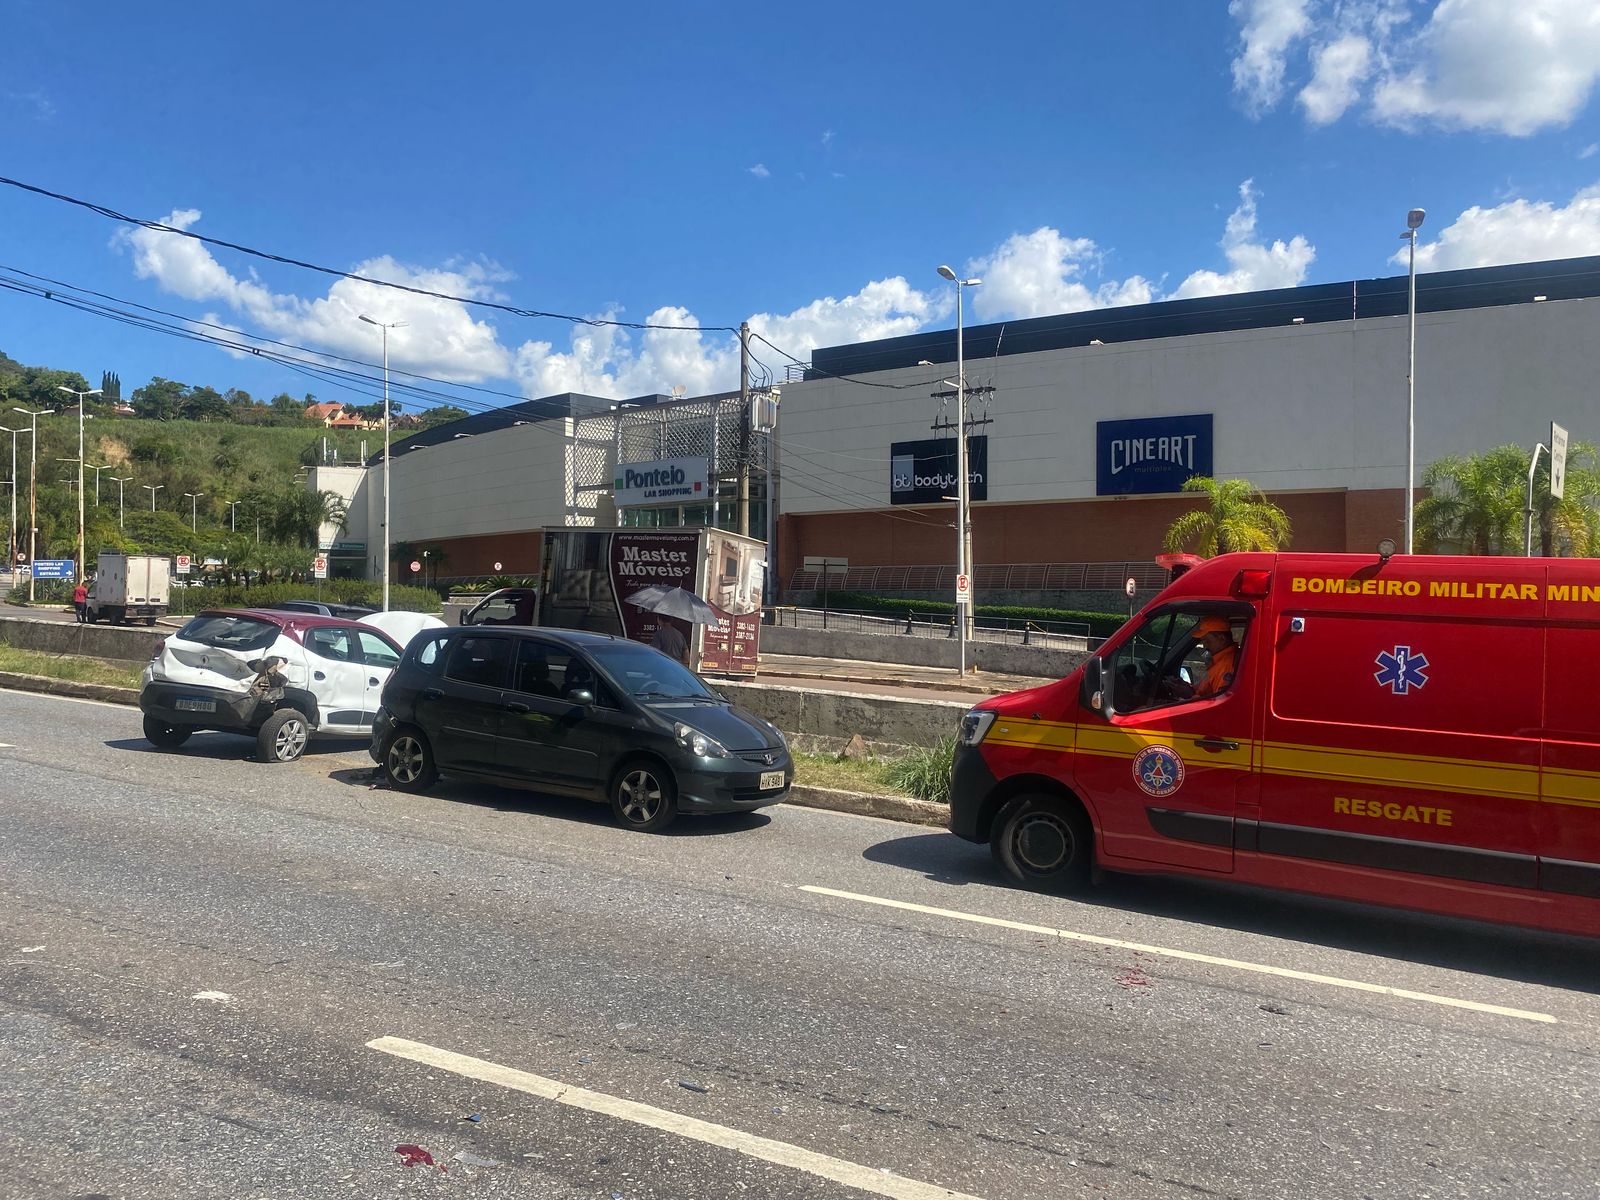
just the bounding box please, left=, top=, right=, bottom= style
left=786, top=560, right=1169, bottom=594
left=772, top=606, right=1091, bottom=650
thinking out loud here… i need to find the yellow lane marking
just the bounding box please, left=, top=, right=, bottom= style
left=367, top=1037, right=987, bottom=1200
left=800, top=886, right=1556, bottom=1025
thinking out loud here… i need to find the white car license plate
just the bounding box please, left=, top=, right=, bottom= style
left=759, top=769, right=785, bottom=790
left=175, top=697, right=216, bottom=713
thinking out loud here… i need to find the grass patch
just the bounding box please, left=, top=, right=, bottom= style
left=0, top=645, right=143, bottom=689
left=791, top=751, right=911, bottom=797
left=884, top=736, right=956, bottom=806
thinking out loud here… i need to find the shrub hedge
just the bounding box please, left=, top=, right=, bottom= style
left=169, top=580, right=442, bottom=615
left=814, top=591, right=1127, bottom=639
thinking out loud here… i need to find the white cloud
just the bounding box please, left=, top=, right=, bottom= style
left=114, top=209, right=514, bottom=381
left=1298, top=33, right=1374, bottom=123
left=1374, top=0, right=1600, bottom=135
left=821, top=129, right=835, bottom=146
left=513, top=278, right=943, bottom=398
left=1173, top=179, right=1316, bottom=298
left=747, top=163, right=771, bottom=178
left=1230, top=0, right=1315, bottom=115
left=1391, top=183, right=1600, bottom=270
left=970, top=229, right=1154, bottom=321
left=1582, top=143, right=1599, bottom=159
left=1234, top=0, right=1600, bottom=135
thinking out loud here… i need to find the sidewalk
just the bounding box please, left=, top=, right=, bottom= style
left=751, top=652, right=1057, bottom=703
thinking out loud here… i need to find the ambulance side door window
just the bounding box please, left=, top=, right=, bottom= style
left=1109, top=609, right=1245, bottom=714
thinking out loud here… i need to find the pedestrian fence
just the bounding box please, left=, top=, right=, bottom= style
left=770, top=606, right=1092, bottom=651
left=785, top=560, right=1170, bottom=595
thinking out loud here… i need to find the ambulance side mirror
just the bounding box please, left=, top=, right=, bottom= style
left=1082, top=657, right=1112, bottom=717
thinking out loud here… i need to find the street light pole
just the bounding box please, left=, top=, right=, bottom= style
left=87, top=462, right=112, bottom=506
left=143, top=483, right=164, bottom=512
left=1400, top=208, right=1425, bottom=554
left=12, top=406, right=52, bottom=602
left=184, top=491, right=205, bottom=531
left=227, top=499, right=240, bottom=532
left=112, top=476, right=133, bottom=529
left=55, top=386, right=102, bottom=585
left=0, top=424, right=20, bottom=579
left=360, top=314, right=408, bottom=611
left=937, top=265, right=983, bottom=675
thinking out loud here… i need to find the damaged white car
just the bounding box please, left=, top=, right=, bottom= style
left=139, top=608, right=416, bottom=763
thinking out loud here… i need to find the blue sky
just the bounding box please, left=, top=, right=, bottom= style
left=2, top=0, right=1598, bottom=411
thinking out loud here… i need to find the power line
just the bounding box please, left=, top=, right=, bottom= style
left=0, top=174, right=740, bottom=335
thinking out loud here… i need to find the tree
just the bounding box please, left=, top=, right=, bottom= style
left=419, top=405, right=469, bottom=430
left=131, top=377, right=188, bottom=421
left=1163, top=476, right=1291, bottom=557
left=1416, top=443, right=1600, bottom=556
left=183, top=385, right=231, bottom=421
left=100, top=371, right=122, bottom=403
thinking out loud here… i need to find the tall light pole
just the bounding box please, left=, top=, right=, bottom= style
left=87, top=462, right=112, bottom=506
left=184, top=491, right=205, bottom=531
left=226, top=499, right=240, bottom=532
left=360, top=314, right=407, bottom=611
left=1400, top=208, right=1425, bottom=554
left=143, top=483, right=164, bottom=511
left=936, top=265, right=982, bottom=674
left=12, top=406, right=52, bottom=601
left=56, top=386, right=102, bottom=584
left=111, top=476, right=133, bottom=529
left=0, top=423, right=21, bottom=579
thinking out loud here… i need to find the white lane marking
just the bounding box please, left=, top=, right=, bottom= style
left=368, top=1036, right=986, bottom=1200
left=18, top=946, right=44, bottom=953
left=191, top=990, right=233, bottom=1003
left=0, top=742, right=14, bottom=749
left=800, top=886, right=1557, bottom=1025
left=0, top=688, right=132, bottom=711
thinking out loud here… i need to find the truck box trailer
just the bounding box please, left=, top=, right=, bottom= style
left=87, top=553, right=172, bottom=625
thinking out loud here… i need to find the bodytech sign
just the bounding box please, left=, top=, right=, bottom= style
left=613, top=457, right=708, bottom=508
left=889, top=436, right=989, bottom=506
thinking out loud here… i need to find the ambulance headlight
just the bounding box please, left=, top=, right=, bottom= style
left=958, top=709, right=997, bottom=746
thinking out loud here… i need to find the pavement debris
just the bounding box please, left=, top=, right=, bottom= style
left=395, top=1144, right=445, bottom=1170
left=1259, top=1004, right=1291, bottom=1015
left=677, top=1080, right=711, bottom=1094
left=453, top=1151, right=501, bottom=1168
left=461, top=1113, right=482, bottom=1123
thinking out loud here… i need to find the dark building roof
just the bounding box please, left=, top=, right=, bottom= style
left=807, top=255, right=1600, bottom=379
left=368, top=391, right=673, bottom=465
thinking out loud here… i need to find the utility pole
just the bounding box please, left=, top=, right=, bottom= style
left=56, top=386, right=102, bottom=585
left=12, top=406, right=52, bottom=602
left=737, top=321, right=751, bottom=538
left=184, top=491, right=205, bottom=531
left=143, top=483, right=164, bottom=512
left=0, top=424, right=20, bottom=580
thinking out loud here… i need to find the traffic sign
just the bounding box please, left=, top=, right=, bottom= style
left=955, top=573, right=971, bottom=606
left=312, top=555, right=328, bottom=580
left=1125, top=577, right=1137, bottom=598
left=410, top=560, right=422, bottom=573
left=493, top=561, right=503, bottom=571
left=31, top=559, right=73, bottom=580
left=1551, top=422, right=1569, bottom=500
left=175, top=554, right=192, bottom=575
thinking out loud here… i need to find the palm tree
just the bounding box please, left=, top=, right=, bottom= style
left=1163, top=476, right=1291, bottom=557
left=1417, top=442, right=1600, bottom=556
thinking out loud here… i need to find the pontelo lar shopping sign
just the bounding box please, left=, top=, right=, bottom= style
left=612, top=457, right=709, bottom=508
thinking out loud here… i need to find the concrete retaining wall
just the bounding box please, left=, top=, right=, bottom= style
left=760, top=624, right=1085, bottom=679
left=0, top=617, right=164, bottom=664
left=719, top=680, right=965, bottom=750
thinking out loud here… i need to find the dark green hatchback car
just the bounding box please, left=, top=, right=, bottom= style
left=371, top=626, right=792, bottom=831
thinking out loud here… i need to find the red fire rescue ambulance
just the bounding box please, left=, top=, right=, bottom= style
left=949, top=552, right=1600, bottom=937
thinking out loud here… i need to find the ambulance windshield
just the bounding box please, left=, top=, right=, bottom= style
left=1109, top=607, right=1248, bottom=713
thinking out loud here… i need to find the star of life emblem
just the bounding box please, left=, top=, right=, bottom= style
left=1375, top=646, right=1429, bottom=695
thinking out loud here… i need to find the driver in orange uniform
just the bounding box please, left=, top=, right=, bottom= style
left=1189, top=615, right=1239, bottom=699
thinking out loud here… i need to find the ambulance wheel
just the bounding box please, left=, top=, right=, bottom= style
left=992, top=794, right=1092, bottom=891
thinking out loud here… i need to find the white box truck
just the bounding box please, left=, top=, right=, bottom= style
left=88, top=553, right=172, bottom=625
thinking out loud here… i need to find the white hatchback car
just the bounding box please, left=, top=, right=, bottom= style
left=140, top=608, right=406, bottom=763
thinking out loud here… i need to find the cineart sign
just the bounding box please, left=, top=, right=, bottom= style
left=1096, top=414, right=1213, bottom=496
left=889, top=436, right=989, bottom=506
left=612, top=457, right=708, bottom=508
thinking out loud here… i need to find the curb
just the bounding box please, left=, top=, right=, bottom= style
left=0, top=674, right=947, bottom=828
left=0, top=672, right=140, bottom=706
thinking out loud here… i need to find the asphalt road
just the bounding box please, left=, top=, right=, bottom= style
left=2, top=688, right=1597, bottom=1200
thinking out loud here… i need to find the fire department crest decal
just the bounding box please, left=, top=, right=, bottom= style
left=1133, top=745, right=1185, bottom=797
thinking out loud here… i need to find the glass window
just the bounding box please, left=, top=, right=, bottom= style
left=444, top=636, right=513, bottom=688
left=177, top=614, right=281, bottom=652
left=357, top=630, right=401, bottom=670
left=307, top=626, right=356, bottom=662
left=1109, top=609, right=1248, bottom=714
left=412, top=633, right=447, bottom=672
left=587, top=641, right=715, bottom=702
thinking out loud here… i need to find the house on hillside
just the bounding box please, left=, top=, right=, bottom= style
left=305, top=401, right=344, bottom=425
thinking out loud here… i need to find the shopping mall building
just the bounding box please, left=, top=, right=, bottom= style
left=326, top=254, right=1600, bottom=603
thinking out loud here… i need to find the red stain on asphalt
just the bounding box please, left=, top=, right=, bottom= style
left=396, top=1144, right=446, bottom=1170
left=1115, top=967, right=1152, bottom=989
